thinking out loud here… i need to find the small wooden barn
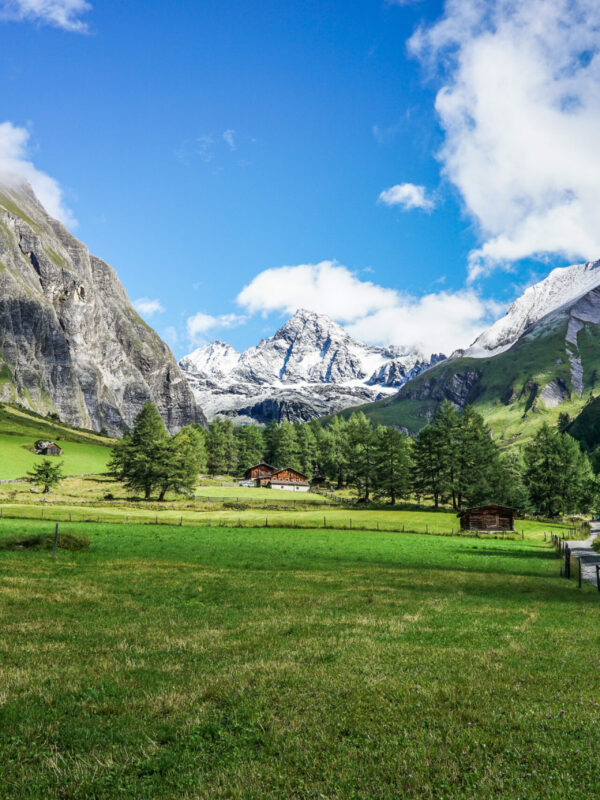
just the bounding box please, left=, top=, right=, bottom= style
left=35, top=440, right=63, bottom=456
left=243, top=463, right=277, bottom=486
left=458, top=504, right=515, bottom=532
left=268, top=467, right=310, bottom=492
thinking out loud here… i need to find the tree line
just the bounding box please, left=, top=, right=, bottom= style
left=106, top=400, right=599, bottom=515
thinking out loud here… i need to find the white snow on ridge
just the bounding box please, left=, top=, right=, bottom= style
left=464, top=259, right=600, bottom=358
left=179, top=309, right=445, bottom=422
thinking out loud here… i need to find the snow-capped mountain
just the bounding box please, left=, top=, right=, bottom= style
left=463, top=258, right=600, bottom=357
left=179, top=309, right=445, bottom=423
left=359, top=257, right=600, bottom=442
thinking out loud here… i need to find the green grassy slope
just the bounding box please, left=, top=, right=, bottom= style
left=0, top=520, right=598, bottom=799
left=0, top=403, right=112, bottom=479
left=351, top=314, right=600, bottom=447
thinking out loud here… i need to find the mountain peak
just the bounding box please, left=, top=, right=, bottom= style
left=464, top=258, right=600, bottom=358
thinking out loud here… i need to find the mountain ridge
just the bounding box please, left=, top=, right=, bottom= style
left=180, top=308, right=445, bottom=423
left=351, top=259, right=600, bottom=446
left=0, top=179, right=205, bottom=435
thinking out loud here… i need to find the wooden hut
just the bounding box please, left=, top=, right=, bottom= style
left=34, top=440, right=62, bottom=456
left=268, top=467, right=310, bottom=492
left=458, top=504, right=515, bottom=532
left=243, top=463, right=277, bottom=486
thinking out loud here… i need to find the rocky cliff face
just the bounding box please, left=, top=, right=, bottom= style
left=0, top=179, right=205, bottom=434
left=180, top=309, right=445, bottom=423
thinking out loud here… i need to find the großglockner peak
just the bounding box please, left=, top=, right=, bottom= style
left=0, top=178, right=205, bottom=434
left=179, top=309, right=445, bottom=423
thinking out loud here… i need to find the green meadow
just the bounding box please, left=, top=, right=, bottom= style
left=0, top=404, right=112, bottom=479
left=1, top=519, right=599, bottom=799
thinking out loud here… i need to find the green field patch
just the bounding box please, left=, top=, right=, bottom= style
left=0, top=520, right=598, bottom=798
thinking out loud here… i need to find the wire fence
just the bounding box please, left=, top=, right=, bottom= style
left=0, top=504, right=554, bottom=540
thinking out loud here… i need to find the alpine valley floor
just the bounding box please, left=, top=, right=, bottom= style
left=1, top=520, right=599, bottom=799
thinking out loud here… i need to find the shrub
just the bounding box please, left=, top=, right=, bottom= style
left=223, top=501, right=250, bottom=510
left=1, top=532, right=90, bottom=551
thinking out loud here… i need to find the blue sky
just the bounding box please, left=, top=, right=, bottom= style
left=1, top=0, right=600, bottom=357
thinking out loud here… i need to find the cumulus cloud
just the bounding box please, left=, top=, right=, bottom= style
left=409, top=0, right=600, bottom=280
left=186, top=311, right=245, bottom=345
left=237, top=261, right=398, bottom=323
left=0, top=121, right=76, bottom=226
left=378, top=182, right=435, bottom=212
left=0, top=0, right=92, bottom=32
left=237, top=261, right=499, bottom=354
left=133, top=297, right=165, bottom=317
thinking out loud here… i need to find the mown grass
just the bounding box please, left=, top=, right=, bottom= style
left=0, top=519, right=599, bottom=799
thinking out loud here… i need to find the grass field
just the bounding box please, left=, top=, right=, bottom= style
left=194, top=484, right=343, bottom=505
left=0, top=404, right=112, bottom=479
left=1, top=519, right=599, bottom=799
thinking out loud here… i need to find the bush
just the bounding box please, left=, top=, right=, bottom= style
left=104, top=493, right=115, bottom=500
left=1, top=532, right=90, bottom=551
left=222, top=501, right=250, bottom=510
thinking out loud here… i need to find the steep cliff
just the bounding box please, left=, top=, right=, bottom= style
left=0, top=179, right=205, bottom=434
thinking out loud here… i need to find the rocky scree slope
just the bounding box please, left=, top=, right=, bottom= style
left=180, top=309, right=444, bottom=423
left=351, top=259, right=600, bottom=444
left=0, top=180, right=205, bottom=435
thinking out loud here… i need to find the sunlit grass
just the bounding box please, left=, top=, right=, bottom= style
left=0, top=519, right=598, bottom=799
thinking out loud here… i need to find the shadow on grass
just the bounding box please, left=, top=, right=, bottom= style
left=455, top=546, right=558, bottom=560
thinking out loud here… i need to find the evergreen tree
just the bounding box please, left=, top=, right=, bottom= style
left=157, top=426, right=206, bottom=501
left=454, top=406, right=499, bottom=508
left=108, top=402, right=169, bottom=499
left=321, top=416, right=349, bottom=488
left=373, top=426, right=411, bottom=504
left=27, top=458, right=64, bottom=494
left=235, top=426, right=265, bottom=473
left=273, top=421, right=300, bottom=470
left=295, top=423, right=317, bottom=478
left=263, top=420, right=280, bottom=466
left=411, top=424, right=446, bottom=508
left=523, top=424, right=592, bottom=516
left=346, top=413, right=376, bottom=502
left=206, top=418, right=238, bottom=476
left=431, top=401, right=460, bottom=506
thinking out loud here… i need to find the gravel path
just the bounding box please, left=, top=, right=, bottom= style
left=564, top=523, right=600, bottom=587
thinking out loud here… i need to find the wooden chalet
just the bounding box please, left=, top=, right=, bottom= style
left=268, top=467, right=310, bottom=492
left=243, top=463, right=278, bottom=486
left=35, top=440, right=62, bottom=456
left=458, top=504, right=515, bottom=532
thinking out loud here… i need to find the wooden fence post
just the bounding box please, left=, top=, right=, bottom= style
left=596, top=564, right=600, bottom=592
left=180, top=516, right=183, bottom=526
left=578, top=558, right=582, bottom=589
left=52, top=523, right=59, bottom=560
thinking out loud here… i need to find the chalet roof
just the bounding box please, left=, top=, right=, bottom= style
left=245, top=462, right=278, bottom=473
left=457, top=504, right=515, bottom=518
left=270, top=467, right=309, bottom=480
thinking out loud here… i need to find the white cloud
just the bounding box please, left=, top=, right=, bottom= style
left=222, top=129, right=236, bottom=151
left=133, top=297, right=165, bottom=317
left=0, top=0, right=91, bottom=32
left=409, top=0, right=600, bottom=280
left=237, top=261, right=398, bottom=323
left=186, top=311, right=245, bottom=345
left=0, top=121, right=76, bottom=226
left=237, top=261, right=499, bottom=354
left=378, top=182, right=435, bottom=212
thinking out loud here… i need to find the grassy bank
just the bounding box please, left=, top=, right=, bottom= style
left=0, top=404, right=112, bottom=479
left=1, top=520, right=599, bottom=798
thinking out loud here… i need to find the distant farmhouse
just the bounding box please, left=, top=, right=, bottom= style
left=34, top=440, right=63, bottom=456
left=243, top=463, right=310, bottom=492
left=458, top=504, right=515, bottom=532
